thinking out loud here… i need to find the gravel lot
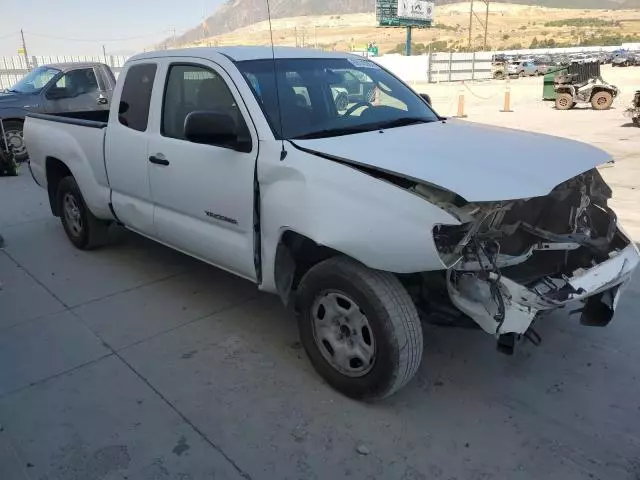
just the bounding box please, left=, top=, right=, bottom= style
left=1, top=65, right=639, bottom=480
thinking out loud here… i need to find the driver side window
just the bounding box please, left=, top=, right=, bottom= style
left=48, top=68, right=99, bottom=99
left=162, top=64, right=247, bottom=141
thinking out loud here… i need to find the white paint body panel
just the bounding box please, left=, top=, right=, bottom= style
left=295, top=120, right=612, bottom=202
left=24, top=117, right=113, bottom=220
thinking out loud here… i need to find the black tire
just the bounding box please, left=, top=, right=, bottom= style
left=56, top=176, right=109, bottom=250
left=296, top=256, right=423, bottom=400
left=633, top=116, right=640, bottom=127
left=555, top=93, right=574, bottom=110
left=2, top=120, right=28, bottom=162
left=519, top=71, right=525, bottom=78
left=591, top=91, right=613, bottom=110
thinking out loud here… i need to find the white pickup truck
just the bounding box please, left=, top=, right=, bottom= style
left=25, top=47, right=639, bottom=399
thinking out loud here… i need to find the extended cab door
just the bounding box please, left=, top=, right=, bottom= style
left=104, top=62, right=159, bottom=234
left=146, top=59, right=259, bottom=281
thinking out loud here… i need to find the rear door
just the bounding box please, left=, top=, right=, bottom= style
left=146, top=59, right=259, bottom=280
left=105, top=62, right=159, bottom=235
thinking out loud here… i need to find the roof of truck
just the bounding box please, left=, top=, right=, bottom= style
left=44, top=62, right=108, bottom=71
left=129, top=46, right=356, bottom=63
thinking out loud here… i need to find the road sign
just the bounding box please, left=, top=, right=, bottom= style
left=376, top=0, right=434, bottom=28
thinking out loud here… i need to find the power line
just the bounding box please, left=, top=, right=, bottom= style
left=22, top=30, right=174, bottom=43
left=0, top=32, right=19, bottom=40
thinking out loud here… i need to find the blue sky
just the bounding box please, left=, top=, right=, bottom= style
left=0, top=0, right=224, bottom=56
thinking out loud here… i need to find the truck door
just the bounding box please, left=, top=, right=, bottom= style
left=147, top=60, right=259, bottom=281
left=104, top=62, right=158, bottom=235
left=43, top=67, right=108, bottom=112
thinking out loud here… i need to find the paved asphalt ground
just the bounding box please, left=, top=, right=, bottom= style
left=2, top=68, right=640, bottom=479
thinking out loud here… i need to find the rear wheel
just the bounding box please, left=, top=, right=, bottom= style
left=2, top=121, right=28, bottom=162
left=57, top=176, right=109, bottom=250
left=633, top=116, right=640, bottom=127
left=591, top=91, right=613, bottom=110
left=519, top=71, right=525, bottom=78
left=555, top=93, right=574, bottom=110
left=296, top=257, right=423, bottom=400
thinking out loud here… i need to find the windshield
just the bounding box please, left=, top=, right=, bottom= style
left=9, top=66, right=60, bottom=93
left=236, top=57, right=438, bottom=140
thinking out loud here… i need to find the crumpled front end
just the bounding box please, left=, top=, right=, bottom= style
left=428, top=168, right=640, bottom=339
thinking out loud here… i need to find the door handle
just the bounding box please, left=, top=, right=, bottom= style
left=149, top=155, right=170, bottom=166
left=97, top=97, right=108, bottom=105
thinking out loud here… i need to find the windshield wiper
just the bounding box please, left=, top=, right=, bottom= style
left=371, top=117, right=434, bottom=129
left=293, top=125, right=374, bottom=140
left=293, top=117, right=434, bottom=140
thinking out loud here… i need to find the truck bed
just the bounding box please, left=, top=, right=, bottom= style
left=25, top=112, right=113, bottom=220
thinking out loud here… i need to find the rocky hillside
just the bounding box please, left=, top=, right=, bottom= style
left=169, top=0, right=640, bottom=46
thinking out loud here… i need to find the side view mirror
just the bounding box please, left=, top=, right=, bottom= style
left=420, top=93, right=432, bottom=106
left=184, top=111, right=250, bottom=152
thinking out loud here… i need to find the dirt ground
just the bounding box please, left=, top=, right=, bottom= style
left=413, top=65, right=640, bottom=239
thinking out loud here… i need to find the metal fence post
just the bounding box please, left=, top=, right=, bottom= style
left=448, top=51, right=453, bottom=82
left=471, top=51, right=476, bottom=81
left=427, top=51, right=433, bottom=83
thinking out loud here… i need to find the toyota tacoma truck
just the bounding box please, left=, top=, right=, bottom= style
left=24, top=47, right=639, bottom=400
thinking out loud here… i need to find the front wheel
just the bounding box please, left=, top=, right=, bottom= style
left=591, top=91, right=613, bottom=110
left=555, top=93, right=574, bottom=110
left=57, top=176, right=109, bottom=250
left=296, top=257, right=423, bottom=400
left=2, top=120, right=28, bottom=162
left=633, top=116, right=640, bottom=127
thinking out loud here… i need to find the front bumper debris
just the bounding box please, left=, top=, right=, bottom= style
left=447, top=240, right=639, bottom=336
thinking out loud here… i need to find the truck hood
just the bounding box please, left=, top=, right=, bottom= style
left=0, top=91, right=35, bottom=109
left=293, top=120, right=611, bottom=202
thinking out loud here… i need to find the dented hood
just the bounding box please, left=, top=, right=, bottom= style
left=293, top=120, right=611, bottom=202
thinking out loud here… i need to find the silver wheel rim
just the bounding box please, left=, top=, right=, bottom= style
left=311, top=291, right=376, bottom=377
left=63, top=192, right=83, bottom=237
left=5, top=129, right=26, bottom=157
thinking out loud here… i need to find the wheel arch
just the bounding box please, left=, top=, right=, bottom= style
left=273, top=229, right=343, bottom=308
left=45, top=156, right=73, bottom=216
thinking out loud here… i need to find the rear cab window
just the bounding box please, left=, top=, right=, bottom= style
left=118, top=63, right=157, bottom=132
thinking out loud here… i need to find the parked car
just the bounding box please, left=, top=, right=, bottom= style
left=0, top=62, right=115, bottom=161
left=24, top=47, right=640, bottom=400
left=612, top=54, right=634, bottom=67
left=508, top=61, right=543, bottom=77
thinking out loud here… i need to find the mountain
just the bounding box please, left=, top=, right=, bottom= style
left=169, top=0, right=640, bottom=46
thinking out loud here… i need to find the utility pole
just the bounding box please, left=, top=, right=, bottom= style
left=468, top=0, right=490, bottom=50
left=484, top=1, right=490, bottom=50
left=173, top=28, right=177, bottom=48
left=102, top=44, right=107, bottom=62
left=20, top=29, right=30, bottom=69
left=468, top=0, right=474, bottom=49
